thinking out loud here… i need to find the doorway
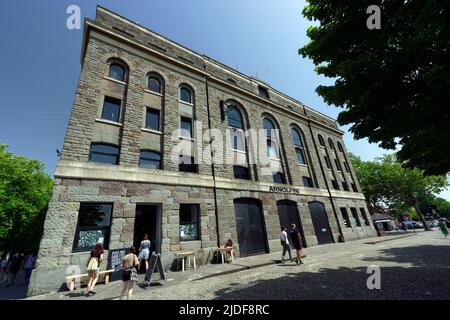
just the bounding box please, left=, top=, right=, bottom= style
left=134, top=204, right=162, bottom=265
left=277, top=200, right=307, bottom=248
left=308, top=201, right=334, bottom=245
left=234, top=198, right=268, bottom=257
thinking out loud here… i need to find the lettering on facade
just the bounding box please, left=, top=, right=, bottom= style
left=269, top=186, right=300, bottom=194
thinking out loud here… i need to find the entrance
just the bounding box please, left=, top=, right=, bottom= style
left=234, top=198, right=268, bottom=257
left=308, top=201, right=334, bottom=245
left=277, top=200, right=307, bottom=247
left=134, top=204, right=162, bottom=264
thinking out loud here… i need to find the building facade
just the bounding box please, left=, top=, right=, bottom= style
left=28, top=6, right=376, bottom=296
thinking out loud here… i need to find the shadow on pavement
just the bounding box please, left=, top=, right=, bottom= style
left=212, top=245, right=450, bottom=300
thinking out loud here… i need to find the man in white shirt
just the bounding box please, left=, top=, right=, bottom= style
left=280, top=226, right=293, bottom=263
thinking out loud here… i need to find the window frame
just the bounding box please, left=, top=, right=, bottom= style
left=101, top=96, right=122, bottom=123
left=360, top=207, right=370, bottom=226
left=180, top=116, right=193, bottom=139
left=147, top=76, right=162, bottom=94
left=179, top=155, right=198, bottom=173
left=88, top=143, right=120, bottom=165
left=318, top=134, right=326, bottom=147
left=350, top=208, right=362, bottom=227
left=73, top=203, right=113, bottom=252
left=139, top=150, right=161, bottom=169
left=273, top=171, right=286, bottom=184
left=233, top=165, right=250, bottom=180
left=302, top=176, right=314, bottom=188
left=145, top=107, right=160, bottom=131
left=258, top=85, right=270, bottom=99
left=108, top=63, right=125, bottom=82
left=291, top=128, right=307, bottom=165
left=179, top=204, right=200, bottom=241
left=180, top=86, right=193, bottom=104
left=340, top=208, right=352, bottom=228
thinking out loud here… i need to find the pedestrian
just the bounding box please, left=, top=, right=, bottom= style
left=120, top=246, right=139, bottom=300
left=280, top=226, right=293, bottom=263
left=6, top=253, right=22, bottom=287
left=438, top=219, right=449, bottom=238
left=23, top=253, right=36, bottom=284
left=138, top=234, right=151, bottom=272
left=224, top=239, right=236, bottom=262
left=288, top=224, right=304, bottom=265
left=85, top=243, right=104, bottom=296
left=1, top=253, right=10, bottom=284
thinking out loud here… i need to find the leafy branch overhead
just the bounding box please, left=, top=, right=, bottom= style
left=299, top=0, right=450, bottom=175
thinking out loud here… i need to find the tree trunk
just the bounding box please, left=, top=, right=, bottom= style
left=413, top=201, right=430, bottom=231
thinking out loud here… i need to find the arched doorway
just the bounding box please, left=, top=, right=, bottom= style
left=308, top=201, right=334, bottom=245
left=277, top=200, right=307, bottom=247
left=234, top=198, right=268, bottom=257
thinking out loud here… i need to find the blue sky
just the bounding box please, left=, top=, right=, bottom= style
left=0, top=0, right=448, bottom=200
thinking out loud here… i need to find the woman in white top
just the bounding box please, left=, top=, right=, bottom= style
left=138, top=234, right=151, bottom=271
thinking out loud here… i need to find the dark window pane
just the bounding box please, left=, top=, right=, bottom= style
left=344, top=161, right=350, bottom=173
left=139, top=150, right=161, bottom=169
left=101, top=97, right=121, bottom=122
left=109, top=64, right=125, bottom=82
left=351, top=208, right=361, bottom=226
left=179, top=204, right=199, bottom=241
left=331, top=180, right=339, bottom=190
left=180, top=87, right=192, bottom=103
left=360, top=208, right=370, bottom=226
left=233, top=166, right=250, bottom=180
left=230, top=128, right=244, bottom=150
left=302, top=176, right=313, bottom=188
left=337, top=142, right=344, bottom=153
left=340, top=208, right=351, bottom=228
left=181, top=117, right=192, bottom=138
left=328, top=139, right=335, bottom=149
left=258, top=86, right=269, bottom=98
left=227, top=106, right=244, bottom=129
left=324, top=156, right=331, bottom=169
left=148, top=77, right=161, bottom=93
left=263, top=118, right=276, bottom=139
left=291, top=128, right=302, bottom=147
left=89, top=144, right=119, bottom=165
left=351, top=183, right=358, bottom=192
left=273, top=172, right=285, bottom=184
left=335, top=159, right=342, bottom=171
left=342, top=182, right=349, bottom=191
left=296, top=147, right=306, bottom=164
left=145, top=108, right=160, bottom=130
left=179, top=155, right=197, bottom=173
left=318, top=135, right=325, bottom=147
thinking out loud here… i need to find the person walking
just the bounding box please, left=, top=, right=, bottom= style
left=120, top=246, right=139, bottom=300
left=438, top=219, right=449, bottom=238
left=86, top=243, right=104, bottom=296
left=289, top=224, right=304, bottom=265
left=6, top=253, right=22, bottom=287
left=23, top=253, right=36, bottom=284
left=280, top=226, right=293, bottom=263
left=138, top=234, right=151, bottom=272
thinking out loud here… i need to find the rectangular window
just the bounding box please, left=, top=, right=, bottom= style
left=179, top=204, right=200, bottom=241
left=258, top=85, right=270, bottom=99
left=302, top=176, right=314, bottom=188
left=88, top=143, right=120, bottom=165
left=145, top=108, right=160, bottom=131
left=233, top=166, right=250, bottom=180
left=180, top=117, right=193, bottom=138
left=139, top=150, right=161, bottom=169
left=340, top=208, right=351, bottom=228
left=296, top=147, right=306, bottom=164
left=343, top=161, right=351, bottom=173
left=351, top=183, right=358, bottom=192
left=73, top=203, right=112, bottom=251
left=331, top=180, right=339, bottom=190
left=324, top=156, right=331, bottom=169
left=334, top=159, right=342, bottom=171
left=273, top=172, right=285, bottom=184
left=342, top=182, right=349, bottom=191
left=179, top=155, right=197, bottom=173
left=101, top=96, right=121, bottom=122
left=351, top=208, right=361, bottom=226
left=360, top=208, right=370, bottom=226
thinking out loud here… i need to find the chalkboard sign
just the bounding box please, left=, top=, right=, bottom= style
left=144, top=252, right=165, bottom=286
left=108, top=248, right=128, bottom=272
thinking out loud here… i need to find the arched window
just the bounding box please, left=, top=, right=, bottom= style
left=148, top=76, right=162, bottom=93
left=291, top=128, right=306, bottom=165
left=264, top=117, right=279, bottom=158
left=328, top=138, right=335, bottom=150
left=108, top=63, right=125, bottom=82
left=273, top=171, right=285, bottom=184
left=318, top=134, right=325, bottom=147
left=337, top=141, right=344, bottom=153
left=228, top=105, right=245, bottom=151
left=180, top=86, right=193, bottom=104
left=139, top=150, right=161, bottom=169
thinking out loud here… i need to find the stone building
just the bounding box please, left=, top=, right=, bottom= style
left=28, top=6, right=376, bottom=296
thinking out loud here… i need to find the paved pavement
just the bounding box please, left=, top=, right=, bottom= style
left=21, top=229, right=450, bottom=300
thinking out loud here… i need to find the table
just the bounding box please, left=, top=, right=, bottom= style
left=215, top=246, right=236, bottom=264
left=176, top=251, right=196, bottom=272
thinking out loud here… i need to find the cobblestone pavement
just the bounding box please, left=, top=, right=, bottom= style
left=26, top=230, right=450, bottom=300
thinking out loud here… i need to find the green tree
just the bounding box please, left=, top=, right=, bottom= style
left=430, top=197, right=450, bottom=216
left=349, top=153, right=448, bottom=230
left=0, top=144, right=53, bottom=252
left=299, top=0, right=450, bottom=175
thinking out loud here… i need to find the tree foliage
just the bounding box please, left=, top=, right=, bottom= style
left=299, top=0, right=450, bottom=175
left=429, top=197, right=450, bottom=216
left=349, top=153, right=448, bottom=229
left=0, top=144, right=53, bottom=252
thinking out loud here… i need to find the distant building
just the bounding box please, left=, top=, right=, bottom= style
left=28, top=6, right=376, bottom=296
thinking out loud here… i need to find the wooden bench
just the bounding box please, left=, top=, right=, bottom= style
left=65, top=269, right=114, bottom=291
left=176, top=252, right=196, bottom=272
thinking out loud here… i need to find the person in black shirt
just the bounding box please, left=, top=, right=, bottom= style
left=288, top=224, right=304, bottom=265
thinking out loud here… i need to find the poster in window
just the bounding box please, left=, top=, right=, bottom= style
left=77, top=229, right=104, bottom=249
